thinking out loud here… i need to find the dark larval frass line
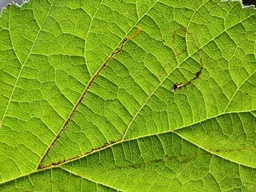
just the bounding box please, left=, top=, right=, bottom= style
left=38, top=27, right=202, bottom=169
left=171, top=28, right=203, bottom=92
left=37, top=28, right=142, bottom=169
left=148, top=28, right=203, bottom=94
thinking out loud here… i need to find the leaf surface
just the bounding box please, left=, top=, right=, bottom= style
left=0, top=0, right=256, bottom=191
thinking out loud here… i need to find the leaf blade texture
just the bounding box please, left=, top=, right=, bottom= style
left=0, top=0, right=255, bottom=191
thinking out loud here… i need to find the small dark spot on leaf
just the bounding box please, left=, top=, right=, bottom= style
left=172, top=84, right=178, bottom=92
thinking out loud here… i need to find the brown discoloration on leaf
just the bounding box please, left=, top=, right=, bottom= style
left=38, top=29, right=141, bottom=169
left=171, top=28, right=203, bottom=92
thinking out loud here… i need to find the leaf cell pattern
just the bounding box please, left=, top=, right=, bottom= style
left=0, top=0, right=255, bottom=191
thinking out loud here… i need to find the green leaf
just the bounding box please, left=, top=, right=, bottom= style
left=0, top=0, right=255, bottom=191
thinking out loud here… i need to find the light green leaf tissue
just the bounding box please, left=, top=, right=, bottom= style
left=0, top=0, right=255, bottom=191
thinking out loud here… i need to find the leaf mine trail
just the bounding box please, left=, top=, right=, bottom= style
left=171, top=28, right=203, bottom=92
left=149, top=28, right=203, bottom=93
left=38, top=28, right=141, bottom=169
left=121, top=28, right=203, bottom=140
